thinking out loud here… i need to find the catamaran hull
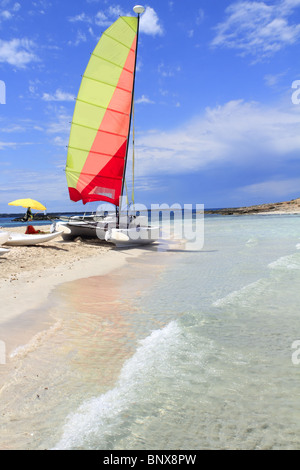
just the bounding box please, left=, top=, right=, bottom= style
left=0, top=247, right=10, bottom=257
left=4, top=231, right=62, bottom=246
left=56, top=217, right=117, bottom=240
left=56, top=215, right=149, bottom=241
left=56, top=221, right=99, bottom=240
left=105, top=226, right=160, bottom=248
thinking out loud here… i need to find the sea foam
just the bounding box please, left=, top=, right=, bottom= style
left=53, top=321, right=186, bottom=450
left=268, top=253, right=300, bottom=270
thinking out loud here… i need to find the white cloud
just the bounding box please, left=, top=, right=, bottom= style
left=95, top=11, right=109, bottom=27
left=68, top=12, right=92, bottom=23
left=45, top=108, right=71, bottom=147
left=158, top=62, right=181, bottom=77
left=46, top=114, right=71, bottom=134
left=211, top=0, right=300, bottom=60
left=133, top=99, right=300, bottom=177
left=108, top=5, right=125, bottom=18
left=69, top=6, right=129, bottom=28
left=196, top=8, right=204, bottom=25
left=0, top=1, right=20, bottom=21
left=0, top=168, right=68, bottom=204
left=239, top=177, right=300, bottom=199
left=135, top=94, right=155, bottom=104
left=68, top=30, right=87, bottom=46
left=67, top=6, right=163, bottom=40
left=140, top=7, right=163, bottom=36
left=42, top=89, right=75, bottom=102
left=12, top=2, right=21, bottom=12
left=0, top=141, right=18, bottom=150
left=0, top=38, right=38, bottom=67
left=0, top=124, right=25, bottom=133
left=1, top=10, right=12, bottom=19
left=0, top=140, right=34, bottom=150
left=264, top=71, right=287, bottom=87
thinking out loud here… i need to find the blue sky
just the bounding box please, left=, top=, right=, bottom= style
left=0, top=0, right=300, bottom=213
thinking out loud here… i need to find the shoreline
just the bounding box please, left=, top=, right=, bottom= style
left=0, top=202, right=299, bottom=325
left=205, top=197, right=300, bottom=215
left=0, top=206, right=298, bottom=351
left=0, top=223, right=183, bottom=363
left=0, top=226, right=146, bottom=351
left=0, top=229, right=179, bottom=450
left=2, top=197, right=300, bottom=224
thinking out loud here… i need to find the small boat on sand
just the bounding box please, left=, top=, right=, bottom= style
left=0, top=247, right=10, bottom=257
left=0, top=231, right=9, bottom=245
left=4, top=231, right=62, bottom=246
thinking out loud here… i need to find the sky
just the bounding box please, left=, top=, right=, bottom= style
left=0, top=0, right=300, bottom=213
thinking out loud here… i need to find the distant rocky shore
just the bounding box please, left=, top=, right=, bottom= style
left=205, top=198, right=300, bottom=215
left=7, top=197, right=300, bottom=221
left=11, top=212, right=73, bottom=222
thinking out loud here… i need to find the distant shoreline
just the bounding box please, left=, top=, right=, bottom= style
left=205, top=197, right=300, bottom=215
left=1, top=197, right=300, bottom=220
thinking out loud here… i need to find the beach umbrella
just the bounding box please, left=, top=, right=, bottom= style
left=8, top=198, right=47, bottom=211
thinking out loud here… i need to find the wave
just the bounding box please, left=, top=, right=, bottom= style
left=10, top=321, right=62, bottom=360
left=268, top=253, right=300, bottom=270
left=213, top=250, right=300, bottom=309
left=53, top=318, right=217, bottom=450
left=53, top=321, right=186, bottom=450
left=212, top=279, right=266, bottom=308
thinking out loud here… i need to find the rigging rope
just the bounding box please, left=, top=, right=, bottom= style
left=132, top=101, right=135, bottom=206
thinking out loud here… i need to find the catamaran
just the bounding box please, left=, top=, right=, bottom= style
left=57, top=5, right=159, bottom=247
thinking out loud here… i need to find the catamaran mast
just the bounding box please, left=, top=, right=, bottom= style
left=119, top=5, right=145, bottom=218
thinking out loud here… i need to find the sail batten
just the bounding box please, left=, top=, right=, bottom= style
left=103, top=32, right=135, bottom=50
left=91, top=52, right=134, bottom=72
left=75, top=97, right=130, bottom=116
left=71, top=121, right=128, bottom=138
left=83, top=75, right=133, bottom=94
left=119, top=14, right=138, bottom=32
left=66, top=169, right=123, bottom=181
left=67, top=145, right=128, bottom=159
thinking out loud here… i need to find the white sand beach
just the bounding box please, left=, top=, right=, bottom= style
left=1, top=226, right=110, bottom=319
left=0, top=208, right=300, bottom=450
left=0, top=225, right=150, bottom=355
left=0, top=224, right=172, bottom=450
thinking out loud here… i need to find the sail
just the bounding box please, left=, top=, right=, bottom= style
left=66, top=16, right=138, bottom=206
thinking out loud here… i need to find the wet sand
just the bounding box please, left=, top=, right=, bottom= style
left=0, top=235, right=177, bottom=450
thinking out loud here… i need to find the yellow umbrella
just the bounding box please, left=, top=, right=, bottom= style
left=8, top=198, right=47, bottom=211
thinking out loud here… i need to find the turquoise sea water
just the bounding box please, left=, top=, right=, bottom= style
left=0, top=214, right=72, bottom=228
left=1, top=214, right=300, bottom=450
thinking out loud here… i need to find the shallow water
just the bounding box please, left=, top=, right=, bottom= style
left=1, top=214, right=300, bottom=450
